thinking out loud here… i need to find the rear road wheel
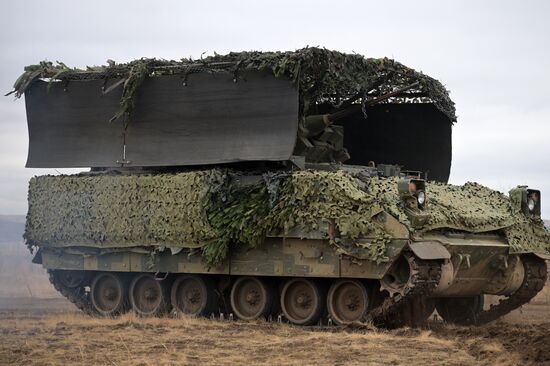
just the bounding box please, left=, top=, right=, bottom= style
left=129, top=273, right=170, bottom=316
left=90, top=273, right=128, bottom=316
left=281, top=278, right=324, bottom=325
left=230, top=277, right=273, bottom=320
left=327, top=280, right=369, bottom=325
left=171, top=275, right=217, bottom=316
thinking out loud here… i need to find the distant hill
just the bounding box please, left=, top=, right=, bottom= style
left=0, top=215, right=59, bottom=298
left=0, top=214, right=25, bottom=243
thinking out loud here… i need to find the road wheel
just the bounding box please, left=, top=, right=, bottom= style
left=280, top=278, right=324, bottom=325
left=435, top=295, right=484, bottom=325
left=129, top=273, right=170, bottom=316
left=230, top=277, right=273, bottom=320
left=90, top=273, right=128, bottom=316
left=327, top=280, right=369, bottom=325
left=171, top=275, right=216, bottom=316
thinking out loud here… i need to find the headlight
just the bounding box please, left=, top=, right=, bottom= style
left=509, top=187, right=541, bottom=217
left=527, top=198, right=536, bottom=211
left=527, top=189, right=541, bottom=216
left=398, top=178, right=426, bottom=209
left=416, top=190, right=426, bottom=206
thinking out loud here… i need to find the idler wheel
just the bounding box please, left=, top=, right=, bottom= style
left=281, top=278, right=324, bottom=325
left=129, top=274, right=170, bottom=316
left=327, top=280, right=369, bottom=325
left=171, top=275, right=216, bottom=316
left=435, top=295, right=484, bottom=325
left=230, top=277, right=273, bottom=320
left=90, top=273, right=128, bottom=316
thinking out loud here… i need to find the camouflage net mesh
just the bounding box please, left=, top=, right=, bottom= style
left=204, top=171, right=392, bottom=264
left=362, top=177, right=550, bottom=254
left=363, top=178, right=516, bottom=233
left=9, top=48, right=456, bottom=123
left=25, top=170, right=550, bottom=265
left=25, top=171, right=226, bottom=250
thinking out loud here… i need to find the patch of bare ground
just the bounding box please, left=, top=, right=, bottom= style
left=425, top=322, right=550, bottom=365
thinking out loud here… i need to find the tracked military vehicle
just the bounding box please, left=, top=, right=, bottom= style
left=11, top=48, right=549, bottom=326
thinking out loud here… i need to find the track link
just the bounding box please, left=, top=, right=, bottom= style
left=48, top=270, right=94, bottom=314
left=367, top=252, right=442, bottom=326
left=48, top=254, right=545, bottom=327
left=463, top=255, right=547, bottom=325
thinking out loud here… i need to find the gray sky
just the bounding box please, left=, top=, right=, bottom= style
left=1, top=0, right=549, bottom=217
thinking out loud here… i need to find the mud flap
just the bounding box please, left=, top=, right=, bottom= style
left=531, top=252, right=550, bottom=261
left=32, top=248, right=43, bottom=264
left=409, top=241, right=450, bottom=260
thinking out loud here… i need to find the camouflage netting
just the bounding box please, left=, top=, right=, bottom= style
left=204, top=171, right=392, bottom=264
left=363, top=177, right=550, bottom=254
left=26, top=170, right=550, bottom=265
left=25, top=171, right=227, bottom=250
left=8, top=47, right=456, bottom=123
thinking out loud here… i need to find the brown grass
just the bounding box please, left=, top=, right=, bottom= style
left=0, top=273, right=549, bottom=365
left=1, top=288, right=549, bottom=366
left=0, top=311, right=493, bottom=366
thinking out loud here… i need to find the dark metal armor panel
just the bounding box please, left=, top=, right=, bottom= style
left=24, top=71, right=299, bottom=168
left=25, top=79, right=124, bottom=167
left=342, top=103, right=452, bottom=182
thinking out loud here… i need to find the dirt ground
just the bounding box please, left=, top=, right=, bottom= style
left=0, top=295, right=549, bottom=366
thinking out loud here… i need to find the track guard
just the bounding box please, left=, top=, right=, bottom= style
left=531, top=252, right=550, bottom=261
left=408, top=241, right=450, bottom=260
left=32, top=248, right=43, bottom=264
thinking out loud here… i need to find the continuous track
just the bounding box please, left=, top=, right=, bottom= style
left=47, top=254, right=547, bottom=327
left=48, top=270, right=94, bottom=315
left=368, top=252, right=442, bottom=326
left=461, top=255, right=548, bottom=325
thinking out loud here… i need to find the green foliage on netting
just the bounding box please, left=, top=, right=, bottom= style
left=9, top=48, right=456, bottom=123
left=361, top=177, right=550, bottom=254
left=204, top=179, right=273, bottom=265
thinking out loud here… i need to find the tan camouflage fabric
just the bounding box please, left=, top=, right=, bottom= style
left=25, top=171, right=226, bottom=250
left=25, top=169, right=550, bottom=264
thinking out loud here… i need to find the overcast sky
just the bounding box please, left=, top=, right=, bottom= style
left=1, top=0, right=549, bottom=217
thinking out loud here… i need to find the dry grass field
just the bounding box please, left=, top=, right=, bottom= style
left=0, top=308, right=546, bottom=366
left=0, top=294, right=549, bottom=366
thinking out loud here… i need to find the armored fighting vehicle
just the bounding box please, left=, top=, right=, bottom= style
left=11, top=48, right=550, bottom=326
